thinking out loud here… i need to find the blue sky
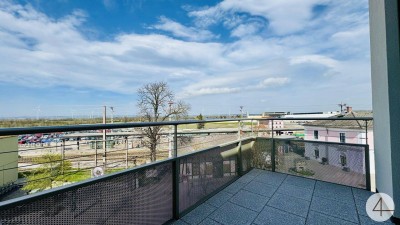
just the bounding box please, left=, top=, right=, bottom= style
left=0, top=0, right=371, bottom=118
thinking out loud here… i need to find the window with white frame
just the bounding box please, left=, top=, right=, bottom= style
left=314, top=130, right=318, bottom=139
left=340, top=133, right=346, bottom=143
left=314, top=149, right=320, bottom=159
left=340, top=154, right=347, bottom=166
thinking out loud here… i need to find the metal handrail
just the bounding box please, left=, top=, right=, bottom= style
left=0, top=136, right=252, bottom=210
left=0, top=117, right=374, bottom=219
left=0, top=117, right=373, bottom=136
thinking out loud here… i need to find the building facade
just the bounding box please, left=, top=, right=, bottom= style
left=303, top=111, right=373, bottom=174
left=0, top=136, right=18, bottom=187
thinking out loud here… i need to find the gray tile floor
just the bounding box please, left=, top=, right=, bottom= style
left=173, top=169, right=393, bottom=225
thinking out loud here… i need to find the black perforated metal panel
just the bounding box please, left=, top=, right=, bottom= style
left=178, top=144, right=239, bottom=213
left=240, top=139, right=255, bottom=173
left=0, top=162, right=173, bottom=225
left=250, top=138, right=273, bottom=171
left=274, top=139, right=368, bottom=189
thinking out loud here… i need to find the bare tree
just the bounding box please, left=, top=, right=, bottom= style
left=137, top=82, right=190, bottom=161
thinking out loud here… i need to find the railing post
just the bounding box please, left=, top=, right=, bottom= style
left=251, top=119, right=254, bottom=137
left=364, top=120, right=371, bottom=191
left=2, top=165, right=4, bottom=186
left=271, top=120, right=276, bottom=172
left=365, top=144, right=371, bottom=191
left=172, top=124, right=180, bottom=219
left=237, top=119, right=244, bottom=175
left=365, top=120, right=368, bottom=145
left=238, top=120, right=241, bottom=140
left=103, top=139, right=107, bottom=171
left=237, top=142, right=243, bottom=176
left=94, top=140, right=98, bottom=167
left=125, top=136, right=128, bottom=169
left=174, top=125, right=178, bottom=157
left=61, top=139, right=65, bottom=175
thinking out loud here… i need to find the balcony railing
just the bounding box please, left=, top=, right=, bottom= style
left=0, top=117, right=373, bottom=224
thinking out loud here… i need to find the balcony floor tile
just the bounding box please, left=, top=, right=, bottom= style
left=282, top=175, right=316, bottom=190
left=229, top=190, right=269, bottom=212
left=173, top=169, right=379, bottom=225
left=310, top=196, right=359, bottom=223
left=352, top=188, right=374, bottom=202
left=253, top=170, right=286, bottom=187
left=236, top=173, right=257, bottom=184
left=359, top=215, right=394, bottom=225
left=198, top=218, right=221, bottom=225
left=276, top=183, right=313, bottom=201
left=208, top=202, right=258, bottom=225
left=181, top=203, right=217, bottom=225
left=267, top=193, right=310, bottom=218
left=314, top=181, right=354, bottom=204
left=306, top=211, right=358, bottom=225
left=224, top=180, right=247, bottom=194
left=243, top=180, right=277, bottom=197
left=253, top=206, right=306, bottom=225
left=205, top=191, right=233, bottom=208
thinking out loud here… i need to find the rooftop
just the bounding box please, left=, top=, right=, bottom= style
left=303, top=111, right=373, bottom=129
left=173, top=169, right=384, bottom=225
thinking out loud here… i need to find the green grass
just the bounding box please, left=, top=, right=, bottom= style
left=19, top=167, right=128, bottom=185
left=64, top=170, right=91, bottom=182
left=2, top=117, right=256, bottom=128
left=289, top=168, right=315, bottom=176
left=0, top=117, right=139, bottom=128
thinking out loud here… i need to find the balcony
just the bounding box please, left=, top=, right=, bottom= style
left=0, top=118, right=386, bottom=225
left=174, top=169, right=379, bottom=225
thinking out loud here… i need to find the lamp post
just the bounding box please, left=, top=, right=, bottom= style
left=168, top=101, right=174, bottom=158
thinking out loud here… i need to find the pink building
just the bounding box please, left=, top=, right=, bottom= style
left=303, top=111, right=373, bottom=174
left=257, top=118, right=284, bottom=136
left=264, top=120, right=284, bottom=130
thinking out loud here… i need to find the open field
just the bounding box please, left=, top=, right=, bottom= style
left=179, top=121, right=256, bottom=129
left=0, top=117, right=257, bottom=128
left=0, top=117, right=139, bottom=128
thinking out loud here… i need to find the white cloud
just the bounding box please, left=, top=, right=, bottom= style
left=195, top=87, right=241, bottom=95
left=0, top=2, right=230, bottom=94
left=290, top=55, right=339, bottom=68
left=189, top=0, right=328, bottom=35
left=179, top=62, right=292, bottom=98
left=0, top=0, right=372, bottom=116
left=258, top=77, right=290, bottom=88
left=153, top=16, right=217, bottom=41
left=231, top=22, right=262, bottom=38
left=180, top=76, right=290, bottom=97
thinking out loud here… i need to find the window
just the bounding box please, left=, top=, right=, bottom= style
left=314, top=130, right=318, bottom=139
left=314, top=149, right=320, bottom=159
left=340, top=154, right=347, bottom=166
left=340, top=133, right=346, bottom=143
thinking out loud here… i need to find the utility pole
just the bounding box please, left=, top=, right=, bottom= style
left=109, top=106, right=114, bottom=124
left=239, top=106, right=244, bottom=139
left=102, top=106, right=107, bottom=170
left=35, top=106, right=41, bottom=120
left=109, top=106, right=114, bottom=134
left=168, top=101, right=174, bottom=158
left=338, top=102, right=347, bottom=114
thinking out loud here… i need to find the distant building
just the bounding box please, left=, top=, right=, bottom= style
left=0, top=136, right=18, bottom=187
left=262, top=112, right=287, bottom=117
left=283, top=111, right=341, bottom=123
left=303, top=111, right=373, bottom=174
